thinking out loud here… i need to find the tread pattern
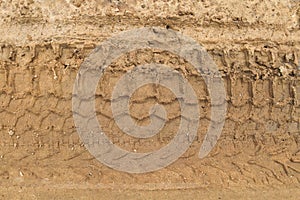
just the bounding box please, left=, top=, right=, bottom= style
left=0, top=41, right=299, bottom=187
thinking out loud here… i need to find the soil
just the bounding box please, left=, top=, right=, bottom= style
left=0, top=0, right=300, bottom=199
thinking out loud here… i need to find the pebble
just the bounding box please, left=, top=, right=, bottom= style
left=19, top=171, right=24, bottom=177
left=8, top=129, right=15, bottom=136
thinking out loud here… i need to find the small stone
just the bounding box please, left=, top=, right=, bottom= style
left=8, top=129, right=14, bottom=136
left=19, top=171, right=24, bottom=177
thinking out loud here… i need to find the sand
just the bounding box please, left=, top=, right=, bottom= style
left=0, top=0, right=299, bottom=199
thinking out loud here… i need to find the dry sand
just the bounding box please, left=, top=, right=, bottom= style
left=0, top=0, right=299, bottom=199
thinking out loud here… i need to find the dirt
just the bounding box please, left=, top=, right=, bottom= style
left=0, top=0, right=300, bottom=199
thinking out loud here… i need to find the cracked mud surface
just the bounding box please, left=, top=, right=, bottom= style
left=0, top=0, right=300, bottom=199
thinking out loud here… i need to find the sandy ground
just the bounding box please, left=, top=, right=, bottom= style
left=0, top=0, right=300, bottom=199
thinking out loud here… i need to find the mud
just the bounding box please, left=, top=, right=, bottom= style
left=0, top=0, right=300, bottom=199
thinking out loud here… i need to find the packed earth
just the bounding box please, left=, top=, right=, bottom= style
left=0, top=0, right=299, bottom=199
